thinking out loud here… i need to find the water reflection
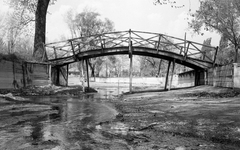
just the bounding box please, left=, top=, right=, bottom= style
left=96, top=87, right=129, bottom=99
left=49, top=105, right=62, bottom=121
left=0, top=87, right=129, bottom=149
left=23, top=95, right=118, bottom=148
left=31, top=121, right=43, bottom=143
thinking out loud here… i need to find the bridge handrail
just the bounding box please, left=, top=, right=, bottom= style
left=45, top=30, right=218, bottom=66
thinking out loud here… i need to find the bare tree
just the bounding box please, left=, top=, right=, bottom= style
left=7, top=0, right=57, bottom=61
left=65, top=8, right=115, bottom=78
left=0, top=2, right=34, bottom=55
left=64, top=10, right=78, bottom=38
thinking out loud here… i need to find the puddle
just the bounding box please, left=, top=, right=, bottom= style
left=0, top=93, right=122, bottom=150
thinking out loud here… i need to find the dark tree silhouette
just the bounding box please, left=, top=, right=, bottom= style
left=33, top=0, right=50, bottom=61
left=189, top=0, right=240, bottom=62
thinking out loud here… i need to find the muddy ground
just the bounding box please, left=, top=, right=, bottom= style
left=108, top=85, right=240, bottom=150
left=1, top=84, right=240, bottom=150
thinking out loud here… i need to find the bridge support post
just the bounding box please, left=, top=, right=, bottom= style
left=129, top=54, right=133, bottom=93
left=56, top=67, right=60, bottom=86
left=195, top=70, right=199, bottom=86
left=157, top=59, right=163, bottom=77
left=165, top=61, right=171, bottom=90
left=81, top=60, right=85, bottom=92
left=169, top=59, right=175, bottom=91
left=48, top=64, right=52, bottom=85
left=129, top=29, right=133, bottom=93
left=66, top=64, right=69, bottom=86
left=85, top=59, right=90, bottom=91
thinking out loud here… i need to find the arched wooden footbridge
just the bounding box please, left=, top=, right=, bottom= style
left=44, top=30, right=218, bottom=92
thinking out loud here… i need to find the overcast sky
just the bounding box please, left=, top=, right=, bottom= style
left=1, top=0, right=220, bottom=46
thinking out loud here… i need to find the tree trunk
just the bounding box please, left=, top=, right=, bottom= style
left=33, top=0, right=50, bottom=62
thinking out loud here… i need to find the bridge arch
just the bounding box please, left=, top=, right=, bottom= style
left=73, top=47, right=213, bottom=70
left=46, top=30, right=218, bottom=69
left=45, top=30, right=218, bottom=91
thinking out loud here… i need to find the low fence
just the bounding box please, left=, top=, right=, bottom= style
left=90, top=63, right=240, bottom=89
left=2, top=58, right=240, bottom=89
left=0, top=60, right=51, bottom=89
left=177, top=63, right=240, bottom=89
left=233, top=63, right=240, bottom=88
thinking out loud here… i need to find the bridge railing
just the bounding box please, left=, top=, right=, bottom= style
left=45, top=30, right=218, bottom=65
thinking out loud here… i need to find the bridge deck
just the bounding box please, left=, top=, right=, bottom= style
left=45, top=30, right=218, bottom=69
